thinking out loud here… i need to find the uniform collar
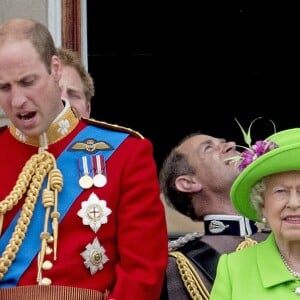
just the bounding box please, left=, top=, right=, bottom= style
left=203, top=214, right=258, bottom=236
left=9, top=100, right=79, bottom=147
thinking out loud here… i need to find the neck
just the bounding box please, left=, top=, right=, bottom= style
left=9, top=100, right=79, bottom=148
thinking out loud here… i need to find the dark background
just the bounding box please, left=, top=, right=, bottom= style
left=87, top=2, right=299, bottom=171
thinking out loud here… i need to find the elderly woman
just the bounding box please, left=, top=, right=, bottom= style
left=210, top=127, right=300, bottom=299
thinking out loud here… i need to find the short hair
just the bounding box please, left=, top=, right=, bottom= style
left=0, top=18, right=56, bottom=73
left=159, top=133, right=203, bottom=220
left=57, top=47, right=95, bottom=103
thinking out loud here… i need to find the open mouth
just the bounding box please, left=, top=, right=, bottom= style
left=224, top=156, right=240, bottom=165
left=18, top=112, right=36, bottom=120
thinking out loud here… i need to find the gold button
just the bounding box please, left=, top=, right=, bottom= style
left=41, top=277, right=52, bottom=285
left=42, top=260, right=53, bottom=270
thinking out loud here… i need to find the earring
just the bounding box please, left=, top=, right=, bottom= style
left=261, top=217, right=267, bottom=223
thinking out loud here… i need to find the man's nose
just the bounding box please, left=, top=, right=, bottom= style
left=11, top=87, right=27, bottom=107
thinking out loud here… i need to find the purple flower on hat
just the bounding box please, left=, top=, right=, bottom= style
left=238, top=140, right=278, bottom=171
left=226, top=117, right=278, bottom=171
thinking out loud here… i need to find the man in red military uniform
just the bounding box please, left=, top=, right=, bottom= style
left=0, top=18, right=168, bottom=300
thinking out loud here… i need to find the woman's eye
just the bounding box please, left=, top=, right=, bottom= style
left=275, top=189, right=286, bottom=194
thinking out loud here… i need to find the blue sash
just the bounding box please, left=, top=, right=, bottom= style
left=0, top=125, right=128, bottom=287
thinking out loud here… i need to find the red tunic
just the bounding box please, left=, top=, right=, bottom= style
left=0, top=113, right=168, bottom=300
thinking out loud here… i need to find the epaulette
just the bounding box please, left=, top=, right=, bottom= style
left=176, top=239, right=220, bottom=283
left=168, top=232, right=203, bottom=252
left=83, top=118, right=144, bottom=139
left=169, top=251, right=210, bottom=300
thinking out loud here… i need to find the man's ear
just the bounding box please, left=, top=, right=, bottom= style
left=175, top=175, right=202, bottom=193
left=87, top=102, right=91, bottom=117
left=51, top=55, right=62, bottom=81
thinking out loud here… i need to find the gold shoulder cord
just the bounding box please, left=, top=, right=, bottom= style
left=0, top=150, right=63, bottom=282
left=169, top=238, right=257, bottom=300
left=235, top=236, right=258, bottom=251
left=169, top=251, right=210, bottom=300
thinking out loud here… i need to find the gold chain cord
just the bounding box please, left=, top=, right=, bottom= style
left=169, top=251, right=210, bottom=300
left=235, top=236, right=258, bottom=251
left=0, top=150, right=63, bottom=281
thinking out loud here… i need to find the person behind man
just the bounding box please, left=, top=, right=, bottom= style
left=57, top=47, right=94, bottom=118
left=159, top=132, right=269, bottom=299
left=0, top=18, right=168, bottom=300
left=211, top=127, right=300, bottom=299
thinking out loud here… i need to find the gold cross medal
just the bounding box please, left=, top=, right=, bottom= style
left=78, top=156, right=93, bottom=189
left=77, top=192, right=112, bottom=233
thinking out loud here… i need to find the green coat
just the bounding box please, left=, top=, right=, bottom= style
left=210, top=233, right=300, bottom=299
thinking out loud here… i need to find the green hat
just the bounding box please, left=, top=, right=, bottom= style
left=230, top=128, right=300, bottom=222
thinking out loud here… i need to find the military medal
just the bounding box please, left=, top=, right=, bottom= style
left=93, top=174, right=107, bottom=188
left=92, top=155, right=107, bottom=187
left=81, top=237, right=109, bottom=275
left=79, top=175, right=93, bottom=189
left=77, top=192, right=112, bottom=233
left=78, top=156, right=93, bottom=189
left=78, top=193, right=111, bottom=275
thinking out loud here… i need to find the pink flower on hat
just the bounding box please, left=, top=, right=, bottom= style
left=238, top=140, right=278, bottom=171
left=227, top=117, right=278, bottom=171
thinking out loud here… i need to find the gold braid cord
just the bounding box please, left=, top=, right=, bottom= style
left=169, top=251, right=210, bottom=300
left=235, top=236, right=258, bottom=251
left=0, top=150, right=63, bottom=281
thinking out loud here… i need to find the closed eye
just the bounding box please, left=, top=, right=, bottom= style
left=0, top=83, right=10, bottom=91
left=20, top=79, right=34, bottom=87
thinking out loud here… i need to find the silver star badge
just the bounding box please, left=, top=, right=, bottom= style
left=81, top=237, right=109, bottom=275
left=77, top=192, right=112, bottom=233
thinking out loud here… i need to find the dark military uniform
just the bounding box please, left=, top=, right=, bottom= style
left=162, top=215, right=270, bottom=299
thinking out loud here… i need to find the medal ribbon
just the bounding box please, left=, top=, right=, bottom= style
left=0, top=124, right=128, bottom=286
left=78, top=156, right=94, bottom=189
left=93, top=155, right=106, bottom=178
